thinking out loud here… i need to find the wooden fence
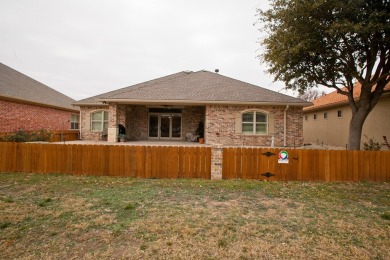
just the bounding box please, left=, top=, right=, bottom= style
left=49, top=130, right=79, bottom=142
left=1, top=143, right=389, bottom=181
left=0, top=130, right=79, bottom=142
left=223, top=147, right=390, bottom=181
left=0, top=143, right=211, bottom=179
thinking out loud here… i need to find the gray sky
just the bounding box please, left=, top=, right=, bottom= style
left=0, top=0, right=292, bottom=101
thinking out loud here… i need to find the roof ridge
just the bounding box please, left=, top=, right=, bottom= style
left=73, top=69, right=308, bottom=106
left=76, top=71, right=191, bottom=103
left=106, top=71, right=191, bottom=98
left=194, top=70, right=307, bottom=101
left=0, top=62, right=77, bottom=111
left=0, top=62, right=75, bottom=101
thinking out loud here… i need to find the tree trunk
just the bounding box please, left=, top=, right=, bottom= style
left=348, top=108, right=370, bottom=150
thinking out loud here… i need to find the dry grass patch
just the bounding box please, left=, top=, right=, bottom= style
left=0, top=173, right=389, bottom=259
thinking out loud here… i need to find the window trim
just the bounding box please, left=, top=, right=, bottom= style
left=241, top=110, right=268, bottom=135
left=90, top=110, right=109, bottom=132
left=70, top=114, right=79, bottom=130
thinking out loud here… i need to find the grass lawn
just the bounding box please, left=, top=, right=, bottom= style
left=0, top=173, right=389, bottom=259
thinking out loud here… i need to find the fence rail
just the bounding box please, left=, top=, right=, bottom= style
left=223, top=147, right=390, bottom=181
left=0, top=143, right=211, bottom=179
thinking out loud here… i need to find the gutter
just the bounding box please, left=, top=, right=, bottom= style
left=1, top=94, right=79, bottom=112
left=79, top=110, right=82, bottom=140
left=94, top=98, right=311, bottom=107
left=284, top=105, right=289, bottom=147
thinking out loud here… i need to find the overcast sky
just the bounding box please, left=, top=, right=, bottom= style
left=0, top=0, right=294, bottom=101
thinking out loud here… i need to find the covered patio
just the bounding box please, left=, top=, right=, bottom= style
left=58, top=139, right=208, bottom=146
left=107, top=104, right=205, bottom=143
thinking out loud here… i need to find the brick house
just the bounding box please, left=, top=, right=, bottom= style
left=73, top=70, right=309, bottom=146
left=303, top=83, right=390, bottom=148
left=0, top=63, right=80, bottom=133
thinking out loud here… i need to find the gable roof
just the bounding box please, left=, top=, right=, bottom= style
left=73, top=70, right=309, bottom=106
left=304, top=82, right=390, bottom=112
left=0, top=63, right=78, bottom=111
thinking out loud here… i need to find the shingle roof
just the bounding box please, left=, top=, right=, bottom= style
left=74, top=70, right=309, bottom=106
left=304, top=82, right=390, bottom=112
left=0, top=63, right=78, bottom=111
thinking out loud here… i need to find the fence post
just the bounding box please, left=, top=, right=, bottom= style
left=211, top=144, right=223, bottom=180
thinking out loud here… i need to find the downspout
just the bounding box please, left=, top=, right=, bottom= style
left=284, top=105, right=289, bottom=147
left=79, top=110, right=82, bottom=140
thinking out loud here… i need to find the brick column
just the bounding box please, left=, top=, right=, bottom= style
left=211, top=144, right=223, bottom=180
left=108, top=103, right=118, bottom=143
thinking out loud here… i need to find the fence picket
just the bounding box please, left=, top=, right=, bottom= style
left=0, top=143, right=389, bottom=181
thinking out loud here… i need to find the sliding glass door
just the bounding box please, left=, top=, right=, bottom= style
left=148, top=113, right=182, bottom=139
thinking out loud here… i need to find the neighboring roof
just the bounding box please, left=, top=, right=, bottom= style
left=73, top=70, right=309, bottom=106
left=304, top=82, right=390, bottom=112
left=0, top=62, right=78, bottom=111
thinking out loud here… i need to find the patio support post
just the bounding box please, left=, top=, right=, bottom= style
left=108, top=103, right=118, bottom=142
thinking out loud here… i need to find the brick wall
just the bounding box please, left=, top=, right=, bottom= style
left=127, top=105, right=148, bottom=140
left=0, top=99, right=78, bottom=133
left=182, top=106, right=205, bottom=137
left=80, top=105, right=109, bottom=140
left=205, top=105, right=303, bottom=147
left=79, top=104, right=303, bottom=146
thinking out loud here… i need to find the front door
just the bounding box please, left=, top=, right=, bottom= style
left=148, top=114, right=182, bottom=139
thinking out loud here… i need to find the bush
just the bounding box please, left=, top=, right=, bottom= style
left=0, top=129, right=52, bottom=142
left=362, top=135, right=382, bottom=151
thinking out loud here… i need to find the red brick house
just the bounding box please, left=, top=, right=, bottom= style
left=73, top=70, right=309, bottom=146
left=0, top=63, right=79, bottom=133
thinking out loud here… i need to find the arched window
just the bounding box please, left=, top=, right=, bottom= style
left=242, top=111, right=268, bottom=135
left=91, top=110, right=108, bottom=131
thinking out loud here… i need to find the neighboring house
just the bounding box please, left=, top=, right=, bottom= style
left=0, top=63, right=80, bottom=133
left=73, top=70, right=309, bottom=146
left=303, top=84, right=390, bottom=148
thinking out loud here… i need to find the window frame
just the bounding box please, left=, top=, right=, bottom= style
left=337, top=110, right=343, bottom=118
left=241, top=110, right=268, bottom=135
left=70, top=114, right=79, bottom=130
left=90, top=110, right=109, bottom=132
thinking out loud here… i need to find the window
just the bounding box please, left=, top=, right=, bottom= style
left=313, top=114, right=317, bottom=120
left=91, top=110, right=108, bottom=131
left=324, top=112, right=328, bottom=119
left=242, top=111, right=267, bottom=135
left=337, top=110, right=342, bottom=118
left=305, top=115, right=308, bottom=121
left=70, top=114, right=79, bottom=129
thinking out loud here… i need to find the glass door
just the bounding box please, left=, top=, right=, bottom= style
left=149, top=115, right=159, bottom=138
left=148, top=113, right=182, bottom=139
left=160, top=115, right=171, bottom=139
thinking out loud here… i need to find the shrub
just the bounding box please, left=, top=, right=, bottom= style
left=0, top=129, right=52, bottom=142
left=362, top=135, right=382, bottom=151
